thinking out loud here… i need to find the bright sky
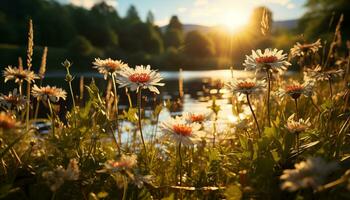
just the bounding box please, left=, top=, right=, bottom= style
left=58, top=0, right=307, bottom=28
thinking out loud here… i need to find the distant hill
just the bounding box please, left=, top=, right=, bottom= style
left=161, top=19, right=298, bottom=33
left=272, top=19, right=298, bottom=30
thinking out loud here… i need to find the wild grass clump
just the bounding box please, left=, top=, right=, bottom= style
left=0, top=17, right=350, bottom=200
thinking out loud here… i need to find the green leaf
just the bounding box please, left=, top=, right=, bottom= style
left=0, top=130, right=29, bottom=160
left=162, top=193, right=175, bottom=200
left=264, top=126, right=276, bottom=138
left=224, top=185, right=242, bottom=200
left=321, top=99, right=333, bottom=110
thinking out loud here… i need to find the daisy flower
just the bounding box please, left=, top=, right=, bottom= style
left=93, top=58, right=128, bottom=79
left=3, top=66, right=38, bottom=83
left=280, top=157, right=337, bottom=192
left=226, top=78, right=266, bottom=96
left=285, top=114, right=311, bottom=134
left=160, top=116, right=204, bottom=146
left=104, top=154, right=137, bottom=172
left=243, top=48, right=291, bottom=73
left=290, top=39, right=322, bottom=58
left=0, top=89, right=26, bottom=110
left=304, top=65, right=344, bottom=82
left=183, top=111, right=212, bottom=123
left=278, top=80, right=314, bottom=100
left=42, top=159, right=80, bottom=192
left=117, top=65, right=164, bottom=94
left=32, top=85, right=67, bottom=102
left=0, top=112, right=18, bottom=129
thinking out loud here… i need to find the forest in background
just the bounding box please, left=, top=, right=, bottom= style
left=0, top=0, right=349, bottom=72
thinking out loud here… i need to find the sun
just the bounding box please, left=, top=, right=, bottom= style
left=220, top=11, right=250, bottom=32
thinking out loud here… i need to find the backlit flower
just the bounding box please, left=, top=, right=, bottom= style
left=3, top=66, right=38, bottom=83
left=42, top=158, right=80, bottom=192
left=160, top=116, right=204, bottom=146
left=93, top=58, right=128, bottom=79
left=280, top=157, right=337, bottom=192
left=304, top=65, right=344, bottom=81
left=183, top=111, right=211, bottom=123
left=0, top=89, right=26, bottom=110
left=278, top=80, right=314, bottom=99
left=285, top=114, right=311, bottom=134
left=104, top=154, right=137, bottom=172
left=117, top=65, right=164, bottom=94
left=290, top=39, right=322, bottom=58
left=243, top=48, right=291, bottom=73
left=0, top=112, right=17, bottom=129
left=226, top=78, right=266, bottom=95
left=32, top=85, right=67, bottom=102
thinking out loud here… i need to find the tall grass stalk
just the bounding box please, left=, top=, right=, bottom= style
left=25, top=19, right=34, bottom=130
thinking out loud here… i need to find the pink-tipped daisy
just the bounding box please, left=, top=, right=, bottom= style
left=304, top=65, right=344, bottom=82
left=93, top=58, right=128, bottom=79
left=243, top=48, right=291, bottom=73
left=160, top=116, right=204, bottom=146
left=290, top=39, right=322, bottom=58
left=285, top=114, right=311, bottom=134
left=226, top=78, right=266, bottom=96
left=3, top=66, right=38, bottom=83
left=117, top=65, right=164, bottom=94
left=32, top=85, right=67, bottom=102
left=278, top=80, right=314, bottom=99
left=104, top=154, right=137, bottom=172
left=183, top=111, right=212, bottom=123
left=0, top=89, right=26, bottom=110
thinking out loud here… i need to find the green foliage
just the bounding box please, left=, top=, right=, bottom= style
left=184, top=31, right=215, bottom=58
left=299, top=0, right=350, bottom=40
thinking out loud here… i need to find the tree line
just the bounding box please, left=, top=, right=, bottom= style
left=0, top=0, right=348, bottom=71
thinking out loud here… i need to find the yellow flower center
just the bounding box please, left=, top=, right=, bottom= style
left=129, top=73, right=150, bottom=83
left=105, top=61, right=122, bottom=71
left=190, top=114, right=205, bottom=123
left=173, top=124, right=192, bottom=136
left=255, top=56, right=278, bottom=63
left=237, top=82, right=256, bottom=90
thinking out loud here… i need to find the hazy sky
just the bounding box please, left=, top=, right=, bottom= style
left=57, top=0, right=307, bottom=27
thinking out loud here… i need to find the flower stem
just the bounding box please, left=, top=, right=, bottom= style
left=25, top=80, right=31, bottom=130
left=67, top=73, right=77, bottom=127
left=246, top=94, right=261, bottom=137
left=294, top=98, right=299, bottom=119
left=34, top=79, right=43, bottom=120
left=178, top=141, right=182, bottom=186
left=122, top=176, right=128, bottom=200
left=266, top=70, right=271, bottom=126
left=328, top=78, right=333, bottom=98
left=310, top=97, right=321, bottom=113
left=137, top=89, right=147, bottom=154
left=296, top=132, right=300, bottom=156
left=47, top=99, right=55, bottom=135
left=111, top=75, right=121, bottom=149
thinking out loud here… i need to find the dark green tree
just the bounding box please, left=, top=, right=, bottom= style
left=167, top=15, right=183, bottom=31
left=184, top=30, right=215, bottom=57
left=299, top=0, right=350, bottom=40
left=146, top=11, right=155, bottom=24
left=125, top=5, right=141, bottom=24
left=164, top=15, right=184, bottom=49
